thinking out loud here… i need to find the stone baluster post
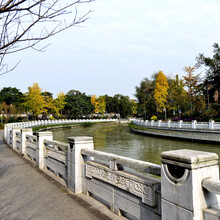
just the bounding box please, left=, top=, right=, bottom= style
left=21, top=128, right=33, bottom=155
left=67, top=136, right=94, bottom=193
left=167, top=120, right=171, bottom=128
left=36, top=131, right=53, bottom=169
left=178, top=120, right=183, bottom=128
left=150, top=120, right=154, bottom=127
left=12, top=127, right=21, bottom=150
left=145, top=120, right=149, bottom=126
left=4, top=124, right=8, bottom=141
left=161, top=149, right=219, bottom=220
left=192, top=120, right=197, bottom=129
left=209, top=120, right=215, bottom=130
left=6, top=126, right=12, bottom=145
left=158, top=120, right=162, bottom=127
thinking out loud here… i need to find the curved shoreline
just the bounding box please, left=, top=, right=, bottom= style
left=130, top=126, right=220, bottom=144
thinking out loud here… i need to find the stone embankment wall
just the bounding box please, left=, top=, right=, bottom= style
left=132, top=119, right=220, bottom=143
left=4, top=119, right=220, bottom=220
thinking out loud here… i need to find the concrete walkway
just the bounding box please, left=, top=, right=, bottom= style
left=0, top=130, right=124, bottom=220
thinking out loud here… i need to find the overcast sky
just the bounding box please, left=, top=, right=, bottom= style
left=1, top=0, right=220, bottom=98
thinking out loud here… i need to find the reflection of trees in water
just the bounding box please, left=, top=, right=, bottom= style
left=52, top=124, right=220, bottom=166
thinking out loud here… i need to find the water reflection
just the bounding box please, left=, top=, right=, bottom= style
left=52, top=124, right=220, bottom=165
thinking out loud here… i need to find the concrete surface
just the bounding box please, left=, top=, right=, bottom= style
left=0, top=130, right=125, bottom=220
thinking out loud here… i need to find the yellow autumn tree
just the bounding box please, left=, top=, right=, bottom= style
left=54, top=91, right=66, bottom=116
left=91, top=95, right=106, bottom=115
left=154, top=70, right=169, bottom=113
left=183, top=66, right=200, bottom=112
left=98, top=96, right=106, bottom=115
left=91, top=95, right=99, bottom=114
left=24, top=83, right=45, bottom=119
left=130, top=99, right=137, bottom=117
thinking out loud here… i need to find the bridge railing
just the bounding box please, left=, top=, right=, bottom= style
left=132, top=119, right=219, bottom=130
left=4, top=121, right=220, bottom=220
left=44, top=139, right=68, bottom=181
left=25, top=134, right=37, bottom=162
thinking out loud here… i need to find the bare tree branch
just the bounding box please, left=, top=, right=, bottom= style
left=0, top=0, right=93, bottom=74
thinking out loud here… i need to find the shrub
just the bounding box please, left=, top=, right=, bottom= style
left=150, top=115, right=157, bottom=120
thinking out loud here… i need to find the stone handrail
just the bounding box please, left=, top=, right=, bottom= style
left=132, top=119, right=218, bottom=130
left=203, top=178, right=220, bottom=195
left=4, top=121, right=220, bottom=219
left=44, top=139, right=68, bottom=152
left=6, top=118, right=119, bottom=129
left=81, top=149, right=161, bottom=176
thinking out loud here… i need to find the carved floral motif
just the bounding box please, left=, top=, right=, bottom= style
left=86, top=164, right=154, bottom=206
left=46, top=149, right=66, bottom=164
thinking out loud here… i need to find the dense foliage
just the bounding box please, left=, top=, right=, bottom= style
left=134, top=43, right=220, bottom=120
left=0, top=85, right=137, bottom=121
left=1, top=43, right=219, bottom=122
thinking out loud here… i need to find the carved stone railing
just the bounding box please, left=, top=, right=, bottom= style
left=82, top=149, right=161, bottom=176
left=26, top=134, right=37, bottom=161
left=44, top=139, right=68, bottom=180
left=133, top=119, right=218, bottom=130
left=81, top=148, right=161, bottom=218
left=4, top=123, right=220, bottom=220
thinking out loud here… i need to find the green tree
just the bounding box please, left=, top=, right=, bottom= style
left=0, top=87, right=24, bottom=106
left=168, top=75, right=186, bottom=114
left=154, top=70, right=169, bottom=113
left=64, top=90, right=94, bottom=118
left=135, top=77, right=155, bottom=118
left=196, top=43, right=220, bottom=92
left=42, top=91, right=55, bottom=116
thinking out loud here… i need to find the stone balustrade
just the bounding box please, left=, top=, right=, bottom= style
left=132, top=119, right=220, bottom=143
left=3, top=121, right=220, bottom=220
left=132, top=119, right=219, bottom=130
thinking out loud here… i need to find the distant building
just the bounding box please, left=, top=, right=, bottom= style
left=207, top=84, right=219, bottom=103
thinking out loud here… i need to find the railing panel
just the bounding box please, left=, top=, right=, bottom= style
left=81, top=149, right=161, bottom=176
left=44, top=139, right=67, bottom=180
left=26, top=134, right=37, bottom=161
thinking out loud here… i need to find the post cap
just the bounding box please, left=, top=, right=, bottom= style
left=36, top=131, right=53, bottom=137
left=68, top=136, right=93, bottom=144
left=161, top=149, right=218, bottom=169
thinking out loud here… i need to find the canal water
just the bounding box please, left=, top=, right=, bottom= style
left=52, top=123, right=220, bottom=165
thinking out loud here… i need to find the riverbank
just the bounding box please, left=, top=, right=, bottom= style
left=130, top=124, right=220, bottom=144
left=0, top=130, right=123, bottom=220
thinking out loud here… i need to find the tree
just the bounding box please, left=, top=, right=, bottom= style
left=135, top=77, right=155, bottom=118
left=154, top=70, right=169, bottom=113
left=64, top=90, right=94, bottom=118
left=54, top=91, right=66, bottom=117
left=130, top=99, right=137, bottom=117
left=168, top=75, right=186, bottom=114
left=196, top=43, right=220, bottom=92
left=0, top=0, right=93, bottom=75
left=42, top=91, right=55, bottom=116
left=24, top=83, right=45, bottom=119
left=0, top=87, right=23, bottom=105
left=183, top=66, right=200, bottom=112
left=97, top=96, right=106, bottom=115
left=91, top=95, right=99, bottom=114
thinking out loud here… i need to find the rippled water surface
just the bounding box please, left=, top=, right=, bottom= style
left=52, top=123, right=220, bottom=165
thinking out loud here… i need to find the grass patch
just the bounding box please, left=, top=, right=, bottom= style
left=32, top=122, right=98, bottom=131
left=32, top=121, right=117, bottom=132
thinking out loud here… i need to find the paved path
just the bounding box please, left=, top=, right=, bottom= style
left=0, top=130, right=123, bottom=220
